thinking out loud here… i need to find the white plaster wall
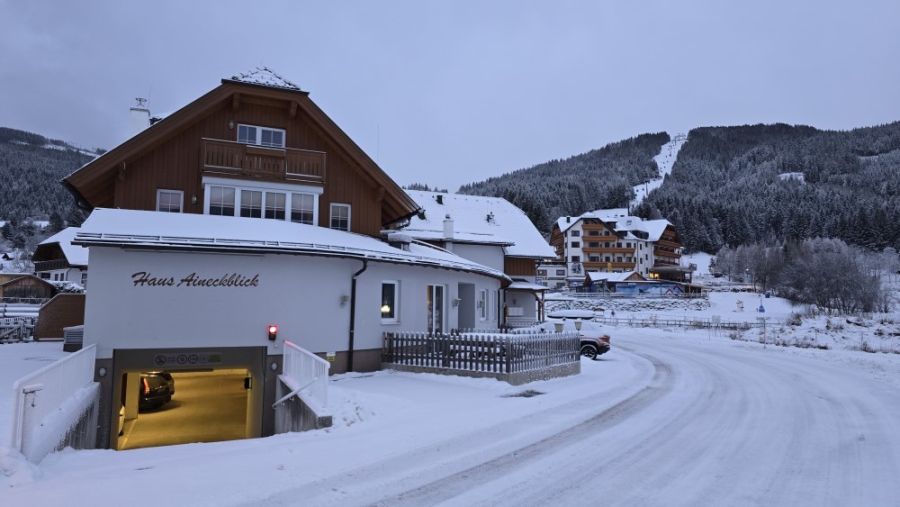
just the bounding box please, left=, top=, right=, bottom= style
left=450, top=244, right=505, bottom=273
left=83, top=247, right=502, bottom=359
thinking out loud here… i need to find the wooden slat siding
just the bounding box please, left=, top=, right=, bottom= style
left=504, top=257, right=537, bottom=277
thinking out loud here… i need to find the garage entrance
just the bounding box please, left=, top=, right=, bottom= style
left=110, top=347, right=267, bottom=450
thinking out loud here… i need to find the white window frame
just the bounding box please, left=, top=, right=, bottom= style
left=156, top=189, right=183, bottom=213
left=478, top=289, right=488, bottom=321
left=330, top=203, right=351, bottom=231
left=427, top=284, right=446, bottom=335
left=202, top=176, right=322, bottom=224
left=237, top=124, right=285, bottom=148
left=381, top=280, right=400, bottom=324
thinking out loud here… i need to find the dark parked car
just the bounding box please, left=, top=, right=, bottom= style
left=580, top=334, right=611, bottom=360
left=139, top=372, right=174, bottom=410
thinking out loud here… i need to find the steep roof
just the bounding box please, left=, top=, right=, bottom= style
left=63, top=68, right=419, bottom=224
left=34, top=227, right=89, bottom=267
left=404, top=191, right=556, bottom=259
left=225, top=66, right=301, bottom=91
left=73, top=209, right=509, bottom=283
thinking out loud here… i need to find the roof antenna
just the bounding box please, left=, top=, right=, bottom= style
left=135, top=98, right=148, bottom=108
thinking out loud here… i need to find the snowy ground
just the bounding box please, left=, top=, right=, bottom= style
left=2, top=286, right=900, bottom=505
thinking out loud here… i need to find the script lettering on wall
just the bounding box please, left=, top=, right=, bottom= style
left=131, top=271, right=260, bottom=288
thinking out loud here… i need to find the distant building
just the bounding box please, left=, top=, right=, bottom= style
left=32, top=227, right=89, bottom=286
left=549, top=209, right=693, bottom=284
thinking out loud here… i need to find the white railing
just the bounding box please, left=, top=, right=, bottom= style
left=279, top=340, right=330, bottom=409
left=10, top=344, right=99, bottom=463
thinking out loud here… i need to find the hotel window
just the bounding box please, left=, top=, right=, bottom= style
left=588, top=231, right=599, bottom=236
left=81, top=271, right=88, bottom=287
left=556, top=269, right=565, bottom=276
left=291, top=193, right=315, bottom=225
left=571, top=231, right=580, bottom=237
left=265, top=192, right=286, bottom=220
left=589, top=242, right=599, bottom=248
left=237, top=124, right=285, bottom=148
left=209, top=186, right=236, bottom=216
left=571, top=241, right=580, bottom=248
left=330, top=203, right=351, bottom=231
left=381, top=281, right=399, bottom=323
left=571, top=255, right=580, bottom=262
left=537, top=269, right=547, bottom=276
left=590, top=256, right=600, bottom=262
left=156, top=190, right=183, bottom=213
left=240, top=190, right=263, bottom=218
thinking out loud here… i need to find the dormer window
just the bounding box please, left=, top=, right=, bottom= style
left=237, top=124, right=285, bottom=148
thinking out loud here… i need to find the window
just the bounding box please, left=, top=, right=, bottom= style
left=571, top=241, right=580, bottom=248
left=571, top=255, right=580, bottom=262
left=209, top=186, right=236, bottom=216
left=605, top=256, right=611, bottom=262
left=604, top=231, right=610, bottom=236
left=39, top=273, right=50, bottom=280
left=626, top=242, right=632, bottom=248
left=427, top=285, right=445, bottom=334
left=571, top=231, right=580, bottom=237
left=589, top=242, right=599, bottom=248
left=590, top=256, right=600, bottom=262
left=588, top=231, right=599, bottom=236
left=381, top=281, right=399, bottom=323
left=237, top=124, right=285, bottom=148
left=240, top=190, right=263, bottom=218
left=617, top=257, right=623, bottom=262
left=478, top=289, right=488, bottom=320
left=330, top=204, right=350, bottom=231
left=291, top=193, right=315, bottom=225
left=537, top=269, right=547, bottom=276
left=556, top=269, right=565, bottom=276
left=156, top=190, right=183, bottom=213
left=265, top=192, right=286, bottom=220
left=81, top=271, right=88, bottom=287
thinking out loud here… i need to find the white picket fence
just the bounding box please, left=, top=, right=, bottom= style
left=10, top=344, right=99, bottom=463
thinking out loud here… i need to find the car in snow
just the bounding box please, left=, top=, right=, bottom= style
left=547, top=309, right=595, bottom=320
left=139, top=372, right=174, bottom=411
left=579, top=334, right=611, bottom=360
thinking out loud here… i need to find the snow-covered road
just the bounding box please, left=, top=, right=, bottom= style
left=251, top=332, right=900, bottom=506
left=4, top=330, right=899, bottom=506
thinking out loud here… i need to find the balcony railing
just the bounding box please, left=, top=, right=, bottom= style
left=201, top=138, right=326, bottom=183
left=34, top=259, right=69, bottom=272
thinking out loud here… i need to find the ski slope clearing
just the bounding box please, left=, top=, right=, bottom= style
left=631, top=133, right=687, bottom=209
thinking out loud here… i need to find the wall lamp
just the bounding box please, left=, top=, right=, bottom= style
left=340, top=295, right=350, bottom=308
left=381, top=304, right=391, bottom=314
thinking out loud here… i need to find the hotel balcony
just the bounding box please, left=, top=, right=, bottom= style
left=201, top=138, right=326, bottom=184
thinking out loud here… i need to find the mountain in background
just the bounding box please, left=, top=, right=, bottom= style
left=0, top=127, right=101, bottom=222
left=460, top=121, right=900, bottom=254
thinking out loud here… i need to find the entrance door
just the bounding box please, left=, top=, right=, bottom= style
left=457, top=283, right=475, bottom=330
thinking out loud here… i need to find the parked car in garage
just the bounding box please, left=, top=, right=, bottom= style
left=139, top=372, right=174, bottom=411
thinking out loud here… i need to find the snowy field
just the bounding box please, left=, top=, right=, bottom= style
left=2, top=282, right=900, bottom=505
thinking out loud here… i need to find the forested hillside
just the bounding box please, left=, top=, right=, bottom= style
left=459, top=132, right=669, bottom=234
left=0, top=127, right=97, bottom=222
left=633, top=122, right=900, bottom=253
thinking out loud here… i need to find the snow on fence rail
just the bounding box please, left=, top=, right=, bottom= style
left=274, top=340, right=332, bottom=433
left=383, top=331, right=581, bottom=385
left=10, top=343, right=99, bottom=463
left=1, top=317, right=36, bottom=343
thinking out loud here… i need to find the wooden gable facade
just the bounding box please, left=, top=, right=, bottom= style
left=0, top=274, right=55, bottom=300
left=64, top=72, right=420, bottom=238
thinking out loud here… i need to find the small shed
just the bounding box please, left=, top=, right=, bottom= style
left=0, top=274, right=56, bottom=299
left=584, top=271, right=646, bottom=293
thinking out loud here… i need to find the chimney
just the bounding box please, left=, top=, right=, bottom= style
left=443, top=214, right=454, bottom=240
left=129, top=98, right=151, bottom=138
left=436, top=194, right=443, bottom=205
left=566, top=216, right=571, bottom=223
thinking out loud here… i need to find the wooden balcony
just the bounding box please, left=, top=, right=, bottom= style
left=34, top=259, right=69, bottom=272
left=583, top=261, right=635, bottom=271
left=201, top=138, right=326, bottom=184
left=582, top=247, right=633, bottom=255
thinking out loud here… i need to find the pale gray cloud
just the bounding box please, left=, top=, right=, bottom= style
left=1, top=0, right=898, bottom=191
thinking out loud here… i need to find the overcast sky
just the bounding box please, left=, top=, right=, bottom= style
left=2, top=1, right=898, bottom=191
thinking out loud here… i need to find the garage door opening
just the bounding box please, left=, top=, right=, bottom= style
left=117, top=368, right=254, bottom=450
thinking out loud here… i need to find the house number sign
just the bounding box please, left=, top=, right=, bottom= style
left=131, top=271, right=260, bottom=288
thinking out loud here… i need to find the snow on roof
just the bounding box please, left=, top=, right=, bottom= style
left=38, top=227, right=89, bottom=266
left=506, top=281, right=549, bottom=291
left=404, top=191, right=556, bottom=259
left=73, top=209, right=509, bottom=282
left=586, top=270, right=643, bottom=283
left=225, top=66, right=302, bottom=91
left=556, top=209, right=671, bottom=241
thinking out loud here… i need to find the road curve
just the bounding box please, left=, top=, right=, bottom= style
left=257, top=333, right=900, bottom=506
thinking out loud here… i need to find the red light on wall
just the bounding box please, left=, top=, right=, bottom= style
left=268, top=325, right=278, bottom=341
